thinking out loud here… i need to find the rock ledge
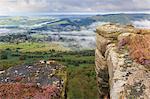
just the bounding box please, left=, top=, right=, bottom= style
left=95, top=24, right=150, bottom=99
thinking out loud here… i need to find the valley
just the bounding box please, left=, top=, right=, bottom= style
left=0, top=14, right=150, bottom=99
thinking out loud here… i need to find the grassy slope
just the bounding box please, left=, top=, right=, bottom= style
left=67, top=65, right=97, bottom=99
left=0, top=42, right=69, bottom=52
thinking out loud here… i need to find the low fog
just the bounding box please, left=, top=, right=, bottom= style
left=132, top=20, right=150, bottom=28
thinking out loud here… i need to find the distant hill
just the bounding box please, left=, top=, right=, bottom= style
left=0, top=14, right=149, bottom=32
left=31, top=17, right=95, bottom=32
left=32, top=14, right=150, bottom=31
left=91, top=14, right=150, bottom=24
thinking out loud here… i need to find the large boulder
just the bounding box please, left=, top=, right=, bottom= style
left=96, top=23, right=150, bottom=99
left=0, top=61, right=67, bottom=99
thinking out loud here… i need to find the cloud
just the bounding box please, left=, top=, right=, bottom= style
left=0, top=0, right=150, bottom=15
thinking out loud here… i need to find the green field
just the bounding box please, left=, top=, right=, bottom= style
left=0, top=42, right=69, bottom=52
left=0, top=43, right=97, bottom=99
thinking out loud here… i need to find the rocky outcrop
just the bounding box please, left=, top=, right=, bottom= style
left=95, top=23, right=150, bottom=99
left=0, top=61, right=67, bottom=99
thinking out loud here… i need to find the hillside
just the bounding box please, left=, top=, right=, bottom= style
left=0, top=44, right=97, bottom=99
left=0, top=14, right=149, bottom=50
left=0, top=14, right=150, bottom=99
left=96, top=23, right=150, bottom=98
left=92, top=14, right=150, bottom=24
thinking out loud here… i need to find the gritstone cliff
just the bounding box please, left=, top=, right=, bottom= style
left=95, top=23, right=150, bottom=99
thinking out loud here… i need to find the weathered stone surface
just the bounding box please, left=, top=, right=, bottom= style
left=95, top=49, right=109, bottom=98
left=96, top=33, right=110, bottom=55
left=0, top=61, right=66, bottom=99
left=96, top=24, right=137, bottom=41
left=106, top=44, right=150, bottom=99
left=0, top=83, right=60, bottom=99
left=95, top=23, right=150, bottom=99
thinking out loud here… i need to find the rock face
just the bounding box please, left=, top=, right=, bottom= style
left=0, top=61, right=67, bottom=99
left=95, top=23, right=150, bottom=99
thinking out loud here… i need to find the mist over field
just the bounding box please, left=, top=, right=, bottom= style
left=0, top=16, right=107, bottom=50
left=132, top=20, right=150, bottom=28
left=0, top=14, right=150, bottom=50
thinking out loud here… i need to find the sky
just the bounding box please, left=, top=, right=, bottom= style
left=0, top=0, right=150, bottom=16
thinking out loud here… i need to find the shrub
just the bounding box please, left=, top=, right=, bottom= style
left=1, top=53, right=8, bottom=59
left=19, top=55, right=26, bottom=60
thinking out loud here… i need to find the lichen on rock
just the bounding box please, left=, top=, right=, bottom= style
left=0, top=61, right=66, bottom=99
left=96, top=23, right=150, bottom=99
